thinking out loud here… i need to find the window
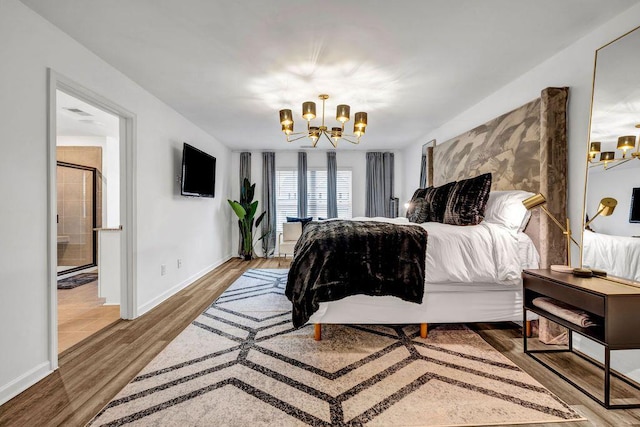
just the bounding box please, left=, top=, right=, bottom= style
left=275, top=169, right=352, bottom=233
left=276, top=170, right=298, bottom=233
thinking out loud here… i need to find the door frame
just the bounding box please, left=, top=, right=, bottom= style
left=47, top=69, right=137, bottom=369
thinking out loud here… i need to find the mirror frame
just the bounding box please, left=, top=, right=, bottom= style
left=420, top=139, right=436, bottom=188
left=580, top=24, right=640, bottom=288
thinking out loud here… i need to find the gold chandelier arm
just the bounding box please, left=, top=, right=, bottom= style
left=339, top=135, right=361, bottom=145
left=286, top=134, right=310, bottom=143
left=322, top=131, right=337, bottom=148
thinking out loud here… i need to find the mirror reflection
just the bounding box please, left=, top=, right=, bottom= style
left=583, top=26, right=640, bottom=283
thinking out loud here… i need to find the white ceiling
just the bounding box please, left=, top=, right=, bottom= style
left=56, top=90, right=120, bottom=139
left=22, top=0, right=638, bottom=151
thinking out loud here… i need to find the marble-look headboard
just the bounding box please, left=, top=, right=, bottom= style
left=429, top=87, right=569, bottom=268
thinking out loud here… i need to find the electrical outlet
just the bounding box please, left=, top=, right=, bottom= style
left=161, top=264, right=166, bottom=276
left=177, top=259, right=182, bottom=269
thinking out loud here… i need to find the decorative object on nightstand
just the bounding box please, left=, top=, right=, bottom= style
left=522, top=193, right=579, bottom=273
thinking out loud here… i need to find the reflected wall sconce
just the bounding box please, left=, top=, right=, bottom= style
left=522, top=193, right=579, bottom=273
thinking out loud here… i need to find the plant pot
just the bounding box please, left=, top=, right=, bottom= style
left=243, top=254, right=252, bottom=261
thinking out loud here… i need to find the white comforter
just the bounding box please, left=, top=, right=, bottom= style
left=350, top=217, right=539, bottom=286
left=583, top=230, right=640, bottom=282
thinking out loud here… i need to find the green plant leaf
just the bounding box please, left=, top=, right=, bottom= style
left=228, top=200, right=246, bottom=220
left=247, top=201, right=258, bottom=220
left=255, top=211, right=266, bottom=228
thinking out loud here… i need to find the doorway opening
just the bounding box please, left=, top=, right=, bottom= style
left=56, top=90, right=121, bottom=353
left=48, top=70, right=136, bottom=366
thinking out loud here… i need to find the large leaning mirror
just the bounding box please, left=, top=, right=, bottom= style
left=419, top=139, right=436, bottom=188
left=582, top=26, right=640, bottom=285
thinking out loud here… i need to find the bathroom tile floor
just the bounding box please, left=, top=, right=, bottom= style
left=58, top=281, right=120, bottom=353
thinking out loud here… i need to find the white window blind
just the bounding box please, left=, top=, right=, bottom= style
left=276, top=168, right=352, bottom=233
left=276, top=170, right=298, bottom=233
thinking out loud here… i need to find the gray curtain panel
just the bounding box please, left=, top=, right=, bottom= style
left=297, top=151, right=307, bottom=217
left=365, top=152, right=395, bottom=217
left=261, top=152, right=276, bottom=257
left=419, top=154, right=427, bottom=188
left=239, top=152, right=251, bottom=188
left=238, top=152, right=251, bottom=256
left=327, top=152, right=338, bottom=218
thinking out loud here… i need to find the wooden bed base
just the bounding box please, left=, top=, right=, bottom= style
left=313, top=321, right=531, bottom=341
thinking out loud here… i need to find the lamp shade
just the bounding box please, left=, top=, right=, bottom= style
left=598, top=197, right=617, bottom=216
left=279, top=109, right=293, bottom=125
left=336, top=105, right=350, bottom=123
left=600, top=151, right=615, bottom=162
left=589, top=142, right=601, bottom=154
left=302, top=102, right=316, bottom=121
left=617, top=135, right=636, bottom=151
left=354, top=112, right=368, bottom=128
left=282, top=123, right=293, bottom=135
left=522, top=193, right=546, bottom=210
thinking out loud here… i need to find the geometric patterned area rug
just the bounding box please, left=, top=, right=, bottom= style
left=90, top=269, right=584, bottom=426
left=57, top=272, right=98, bottom=289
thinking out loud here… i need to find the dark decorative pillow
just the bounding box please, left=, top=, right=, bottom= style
left=410, top=187, right=429, bottom=200
left=443, top=173, right=492, bottom=226
left=287, top=216, right=313, bottom=228
left=423, top=182, right=456, bottom=222
left=406, top=198, right=430, bottom=223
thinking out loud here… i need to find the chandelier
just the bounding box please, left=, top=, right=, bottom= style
left=589, top=127, right=640, bottom=170
left=278, top=94, right=368, bottom=148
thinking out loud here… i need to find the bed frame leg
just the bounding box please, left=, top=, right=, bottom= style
left=420, top=323, right=428, bottom=339
left=525, top=320, right=532, bottom=338
left=314, top=324, right=322, bottom=341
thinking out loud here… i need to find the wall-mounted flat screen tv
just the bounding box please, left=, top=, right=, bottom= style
left=631, top=187, right=640, bottom=223
left=181, top=143, right=216, bottom=198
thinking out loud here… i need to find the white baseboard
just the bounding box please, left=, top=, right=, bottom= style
left=137, top=254, right=233, bottom=316
left=0, top=362, right=52, bottom=406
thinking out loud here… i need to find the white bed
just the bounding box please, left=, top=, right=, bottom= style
left=298, top=87, right=570, bottom=339
left=309, top=217, right=540, bottom=327
left=583, top=230, right=640, bottom=283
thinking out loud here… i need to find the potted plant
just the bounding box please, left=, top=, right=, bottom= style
left=228, top=178, right=268, bottom=260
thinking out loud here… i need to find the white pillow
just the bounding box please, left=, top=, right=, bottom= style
left=483, top=190, right=535, bottom=232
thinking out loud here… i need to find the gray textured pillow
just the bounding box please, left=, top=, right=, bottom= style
left=443, top=173, right=492, bottom=225
left=406, top=198, right=430, bottom=223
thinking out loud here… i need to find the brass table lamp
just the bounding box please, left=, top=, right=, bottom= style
left=522, top=193, right=579, bottom=273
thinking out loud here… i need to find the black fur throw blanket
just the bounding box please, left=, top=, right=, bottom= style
left=285, top=220, right=429, bottom=327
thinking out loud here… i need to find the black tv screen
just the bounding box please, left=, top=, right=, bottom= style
left=181, top=143, right=216, bottom=198
left=631, top=187, right=640, bottom=223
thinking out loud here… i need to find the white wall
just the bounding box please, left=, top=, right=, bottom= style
left=0, top=0, right=232, bottom=404
left=402, top=4, right=640, bottom=266
left=586, top=165, right=640, bottom=236
left=401, top=4, right=640, bottom=383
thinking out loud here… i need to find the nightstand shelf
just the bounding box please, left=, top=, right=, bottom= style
left=523, top=269, right=640, bottom=409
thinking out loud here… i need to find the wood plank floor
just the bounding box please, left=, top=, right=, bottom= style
left=58, top=281, right=121, bottom=353
left=1, top=257, right=639, bottom=426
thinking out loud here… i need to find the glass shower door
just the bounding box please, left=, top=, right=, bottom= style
left=57, top=162, right=97, bottom=275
